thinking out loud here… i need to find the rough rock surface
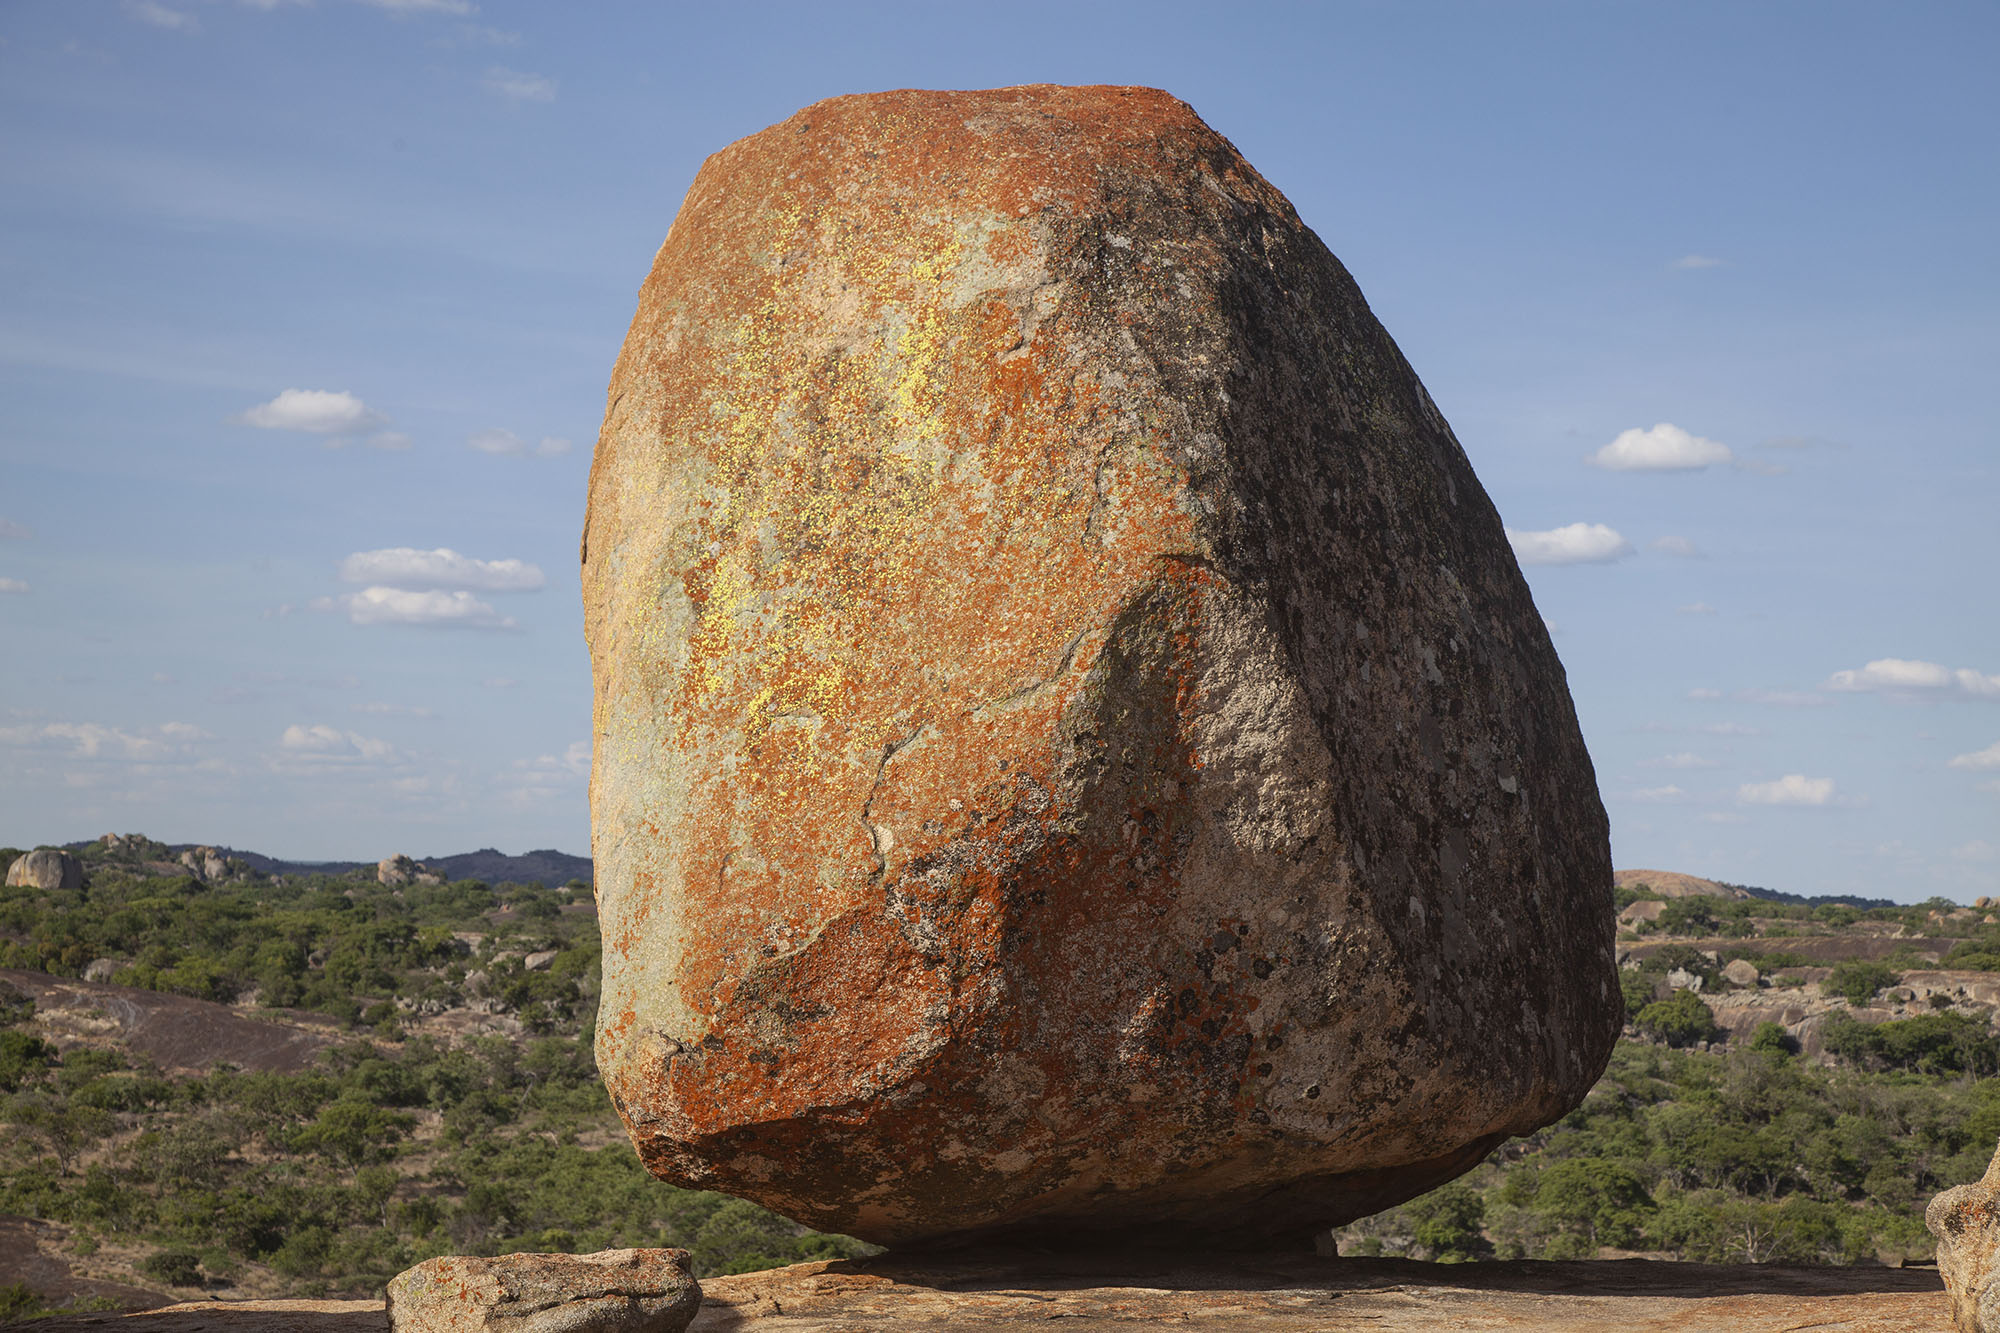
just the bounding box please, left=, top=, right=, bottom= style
left=384, top=1250, right=699, bottom=1333
left=26, top=1257, right=1948, bottom=1333
left=1929, top=1139, right=2000, bottom=1331
left=583, top=84, right=1618, bottom=1246
left=6, top=848, right=85, bottom=890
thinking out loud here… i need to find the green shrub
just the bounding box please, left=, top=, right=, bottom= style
left=139, top=1248, right=203, bottom=1287
left=1635, top=991, right=1722, bottom=1048
left=1825, top=961, right=1900, bottom=1006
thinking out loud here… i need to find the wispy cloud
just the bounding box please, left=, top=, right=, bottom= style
left=1589, top=422, right=1733, bottom=471
left=0, top=720, right=209, bottom=759
left=1641, top=752, right=1719, bottom=770
left=353, top=702, right=436, bottom=718
left=482, top=66, right=556, bottom=104
left=280, top=723, right=398, bottom=760
left=1506, top=522, right=1633, bottom=565
left=0, top=578, right=27, bottom=595
left=312, top=587, right=516, bottom=628
left=1652, top=535, right=1704, bottom=558
left=0, top=520, right=30, bottom=540
left=339, top=547, right=545, bottom=592
left=467, top=428, right=572, bottom=457
left=126, top=1, right=198, bottom=30
left=359, top=0, right=477, bottom=13
left=1677, top=602, right=1716, bottom=616
left=1825, top=658, right=2000, bottom=701
left=1739, top=774, right=1837, bottom=806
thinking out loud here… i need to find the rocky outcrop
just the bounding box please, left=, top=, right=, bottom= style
left=1930, top=1141, right=2000, bottom=1331
left=1612, top=869, right=1750, bottom=900
left=378, top=854, right=443, bottom=888
left=583, top=84, right=1618, bottom=1247
left=385, top=1250, right=699, bottom=1333
left=6, top=849, right=84, bottom=891
left=177, top=847, right=229, bottom=881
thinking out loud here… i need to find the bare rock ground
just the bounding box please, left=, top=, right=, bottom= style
left=28, top=1254, right=1947, bottom=1333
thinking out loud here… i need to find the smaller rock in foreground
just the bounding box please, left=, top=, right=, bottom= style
left=386, top=1250, right=699, bottom=1333
left=1930, top=1142, right=2000, bottom=1332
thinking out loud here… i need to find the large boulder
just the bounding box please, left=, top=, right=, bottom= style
left=386, top=1250, right=700, bottom=1333
left=582, top=84, right=1619, bottom=1247
left=6, top=848, right=84, bottom=891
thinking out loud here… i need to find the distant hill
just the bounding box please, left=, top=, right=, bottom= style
left=59, top=836, right=591, bottom=886
left=1613, top=869, right=1750, bottom=900
left=1614, top=866, right=1895, bottom=911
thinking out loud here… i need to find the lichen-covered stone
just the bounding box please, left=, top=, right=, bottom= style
left=582, top=84, right=1619, bottom=1247
left=384, top=1250, right=699, bottom=1333
left=1929, top=1142, right=2000, bottom=1331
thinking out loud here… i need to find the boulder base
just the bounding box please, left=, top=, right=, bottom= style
left=583, top=84, right=1619, bottom=1247
left=384, top=1250, right=699, bottom=1333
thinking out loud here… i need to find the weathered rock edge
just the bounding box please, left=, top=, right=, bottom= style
left=384, top=1250, right=699, bottom=1333
left=583, top=83, right=1620, bottom=1247
left=1928, top=1139, right=2000, bottom=1332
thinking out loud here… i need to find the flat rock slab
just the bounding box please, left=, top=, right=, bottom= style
left=31, top=1257, right=1946, bottom=1333
left=386, top=1250, right=699, bottom=1333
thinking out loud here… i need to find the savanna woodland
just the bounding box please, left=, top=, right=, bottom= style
left=4, top=839, right=1999, bottom=1313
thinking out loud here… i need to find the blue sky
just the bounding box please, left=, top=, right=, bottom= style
left=1, top=1, right=1993, bottom=898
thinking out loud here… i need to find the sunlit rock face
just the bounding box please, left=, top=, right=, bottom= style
left=581, top=84, right=1618, bottom=1248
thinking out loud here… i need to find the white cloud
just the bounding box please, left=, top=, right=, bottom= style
left=536, top=435, right=573, bottom=457
left=483, top=66, right=556, bottom=103
left=279, top=723, right=397, bottom=760
left=359, top=0, right=476, bottom=13
left=1954, top=840, right=1999, bottom=864
left=0, top=519, right=34, bottom=539
left=369, top=431, right=414, bottom=451
left=1687, top=688, right=1723, bottom=701
left=313, top=587, right=516, bottom=628
left=338, top=547, right=545, bottom=592
left=1699, top=722, right=1763, bottom=736
left=1950, top=741, right=2000, bottom=770
left=1672, top=255, right=1724, bottom=270
left=1678, top=603, right=1716, bottom=616
left=127, top=1, right=198, bottom=30
left=1506, top=522, right=1633, bottom=565
left=1652, top=535, right=1703, bottom=558
left=0, top=578, right=26, bottom=595
left=1739, top=774, right=1837, bottom=806
left=1629, top=785, right=1688, bottom=802
left=1589, top=422, right=1733, bottom=472
left=1825, top=658, right=2000, bottom=700
left=234, top=388, right=386, bottom=435
left=1642, top=752, right=1718, bottom=770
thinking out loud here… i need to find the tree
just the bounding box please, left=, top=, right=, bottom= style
left=1532, top=1159, right=1655, bottom=1253
left=1406, top=1182, right=1490, bottom=1261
